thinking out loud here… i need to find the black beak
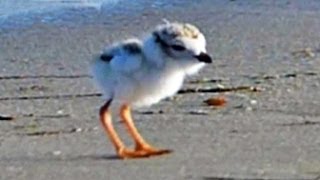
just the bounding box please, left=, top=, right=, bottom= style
left=194, top=52, right=212, bottom=63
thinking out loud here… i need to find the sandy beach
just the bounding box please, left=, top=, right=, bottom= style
left=1, top=0, right=320, bottom=179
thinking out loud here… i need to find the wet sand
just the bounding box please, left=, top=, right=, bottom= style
left=1, top=0, right=320, bottom=179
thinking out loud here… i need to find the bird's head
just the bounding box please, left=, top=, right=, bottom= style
left=153, top=22, right=212, bottom=64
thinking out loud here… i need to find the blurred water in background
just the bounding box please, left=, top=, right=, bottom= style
left=0, top=0, right=118, bottom=28
left=0, top=0, right=117, bottom=17
left=0, top=0, right=190, bottom=29
left=3, top=0, right=320, bottom=30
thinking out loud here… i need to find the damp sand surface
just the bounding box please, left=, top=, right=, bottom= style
left=1, top=0, right=320, bottom=180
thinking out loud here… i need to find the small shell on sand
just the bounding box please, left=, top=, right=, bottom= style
left=204, top=96, right=227, bottom=107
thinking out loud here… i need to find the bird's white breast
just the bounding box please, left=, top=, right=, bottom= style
left=130, top=67, right=185, bottom=107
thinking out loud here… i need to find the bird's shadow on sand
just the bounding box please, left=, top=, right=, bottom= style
left=2, top=150, right=173, bottom=162
left=1, top=154, right=122, bottom=163
left=70, top=154, right=121, bottom=161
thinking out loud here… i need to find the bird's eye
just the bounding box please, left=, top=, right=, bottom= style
left=170, top=45, right=186, bottom=51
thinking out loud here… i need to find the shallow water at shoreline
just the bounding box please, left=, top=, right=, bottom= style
left=0, top=0, right=116, bottom=17
left=0, top=0, right=196, bottom=30
left=2, top=0, right=320, bottom=31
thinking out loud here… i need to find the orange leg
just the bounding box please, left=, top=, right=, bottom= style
left=100, top=100, right=171, bottom=159
left=99, top=100, right=124, bottom=151
left=120, top=104, right=171, bottom=157
left=99, top=100, right=143, bottom=159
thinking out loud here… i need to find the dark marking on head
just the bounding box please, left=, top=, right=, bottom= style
left=100, top=53, right=113, bottom=62
left=122, top=42, right=142, bottom=54
left=153, top=32, right=173, bottom=57
left=153, top=32, right=169, bottom=48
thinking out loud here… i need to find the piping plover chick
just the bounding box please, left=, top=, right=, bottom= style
left=91, top=21, right=212, bottom=159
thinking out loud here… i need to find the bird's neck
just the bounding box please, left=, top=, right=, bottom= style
left=142, top=35, right=168, bottom=68
left=142, top=35, right=191, bottom=76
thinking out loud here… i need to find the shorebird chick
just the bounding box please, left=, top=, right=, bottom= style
left=91, top=21, right=212, bottom=159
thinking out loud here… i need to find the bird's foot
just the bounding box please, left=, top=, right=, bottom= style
left=117, top=148, right=150, bottom=159
left=117, top=146, right=171, bottom=159
left=135, top=144, right=171, bottom=156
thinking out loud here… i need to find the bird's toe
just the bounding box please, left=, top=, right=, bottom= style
left=117, top=147, right=171, bottom=159
left=135, top=145, right=172, bottom=156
